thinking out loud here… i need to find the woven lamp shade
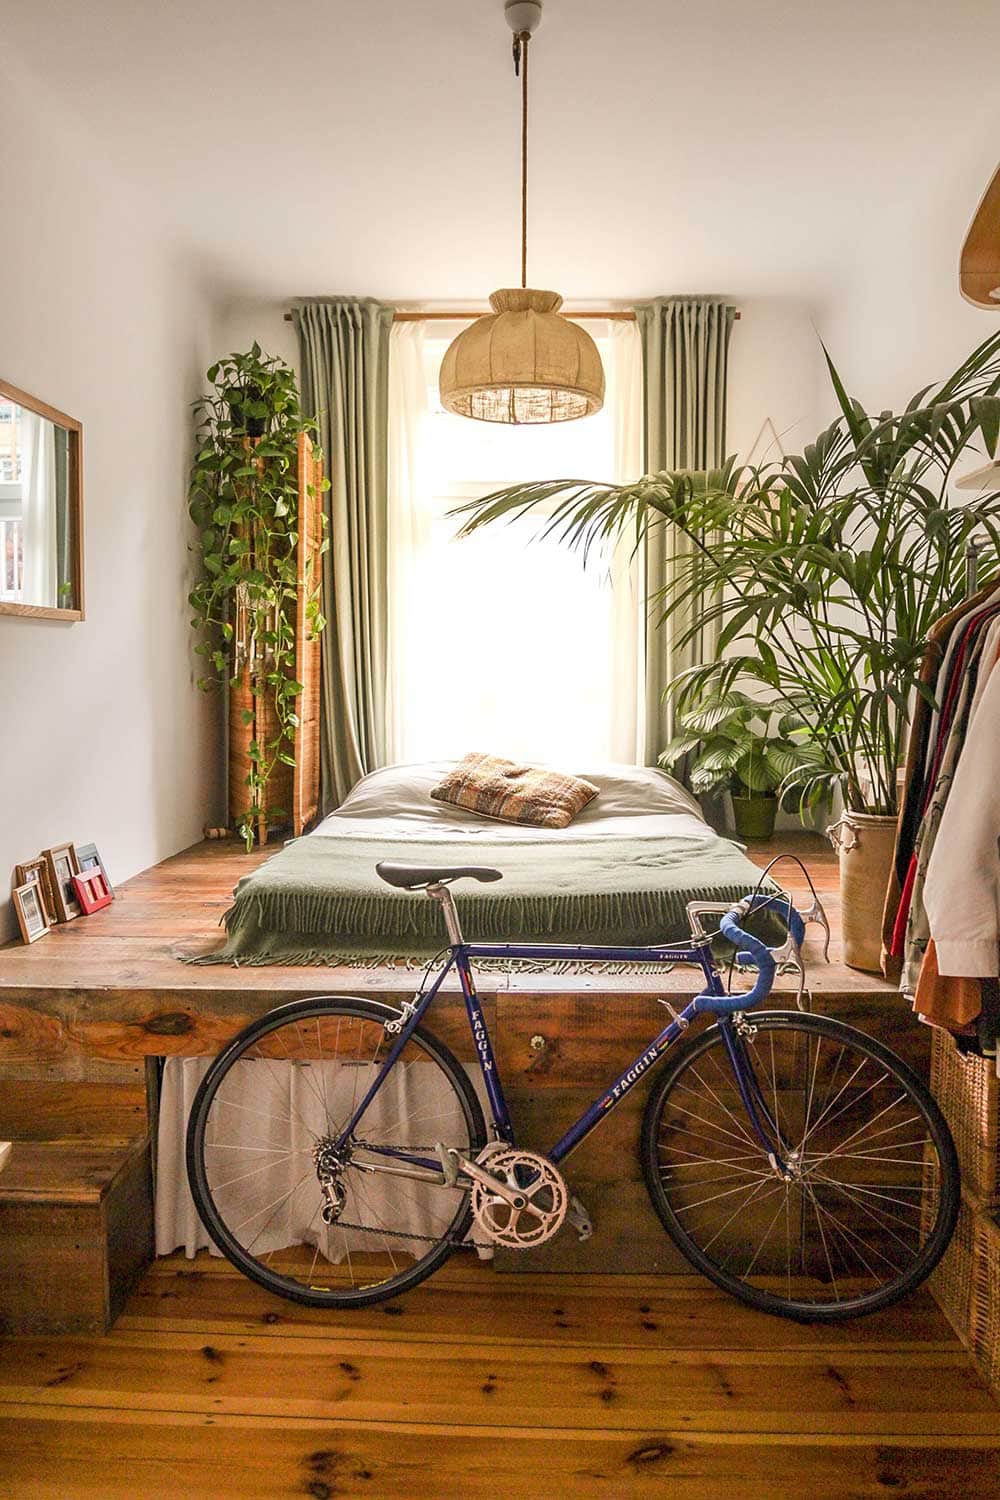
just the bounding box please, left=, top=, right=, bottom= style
left=439, top=288, right=605, bottom=424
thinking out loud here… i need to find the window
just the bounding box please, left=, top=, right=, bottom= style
left=387, top=324, right=643, bottom=766
left=0, top=399, right=23, bottom=601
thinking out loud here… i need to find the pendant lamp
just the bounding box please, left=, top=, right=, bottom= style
left=439, top=0, right=605, bottom=424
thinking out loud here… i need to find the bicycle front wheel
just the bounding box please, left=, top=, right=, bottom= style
left=187, top=997, right=486, bottom=1307
left=641, top=1011, right=959, bottom=1321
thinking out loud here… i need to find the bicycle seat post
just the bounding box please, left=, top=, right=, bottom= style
left=426, top=882, right=465, bottom=946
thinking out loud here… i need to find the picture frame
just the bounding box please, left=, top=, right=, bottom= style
left=14, top=858, right=57, bottom=926
left=13, top=881, right=50, bottom=944
left=43, top=843, right=82, bottom=922
left=74, top=842, right=113, bottom=895
left=72, top=867, right=113, bottom=916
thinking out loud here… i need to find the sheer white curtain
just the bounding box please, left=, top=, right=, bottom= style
left=385, top=318, right=645, bottom=766
left=20, top=409, right=58, bottom=609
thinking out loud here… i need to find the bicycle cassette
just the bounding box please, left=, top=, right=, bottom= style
left=470, top=1149, right=568, bottom=1249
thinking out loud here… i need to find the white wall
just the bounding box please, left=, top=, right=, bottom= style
left=0, top=58, right=225, bottom=941
left=815, top=136, right=1000, bottom=423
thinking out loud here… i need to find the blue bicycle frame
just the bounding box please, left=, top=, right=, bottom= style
left=334, top=888, right=800, bottom=1180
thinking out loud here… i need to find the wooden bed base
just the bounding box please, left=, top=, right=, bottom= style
left=0, top=836, right=923, bottom=1282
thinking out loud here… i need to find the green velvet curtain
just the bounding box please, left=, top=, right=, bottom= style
left=294, top=298, right=395, bottom=811
left=634, top=297, right=736, bottom=762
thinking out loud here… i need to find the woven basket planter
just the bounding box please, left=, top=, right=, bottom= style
left=925, top=1187, right=976, bottom=1341
left=970, top=1209, right=1000, bottom=1396
left=930, top=1029, right=1000, bottom=1205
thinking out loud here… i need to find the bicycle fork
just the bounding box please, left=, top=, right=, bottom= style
left=718, top=1014, right=797, bottom=1182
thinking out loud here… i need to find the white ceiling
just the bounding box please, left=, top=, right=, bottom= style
left=5, top=0, right=1000, bottom=307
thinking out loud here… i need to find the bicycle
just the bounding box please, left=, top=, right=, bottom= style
left=186, top=859, right=959, bottom=1321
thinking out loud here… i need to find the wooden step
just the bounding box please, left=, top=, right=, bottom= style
left=0, top=1077, right=148, bottom=1144
left=0, top=1140, right=153, bottom=1334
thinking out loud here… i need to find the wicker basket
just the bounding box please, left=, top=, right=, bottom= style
left=970, top=1209, right=1000, bottom=1396
left=925, top=1186, right=976, bottom=1341
left=930, top=1029, right=1000, bottom=1204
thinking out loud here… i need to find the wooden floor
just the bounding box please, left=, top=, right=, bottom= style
left=0, top=1255, right=997, bottom=1497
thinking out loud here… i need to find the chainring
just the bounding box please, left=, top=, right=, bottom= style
left=470, top=1149, right=568, bottom=1249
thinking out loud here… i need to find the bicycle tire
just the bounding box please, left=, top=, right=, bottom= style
left=640, top=1010, right=959, bottom=1321
left=187, top=996, right=487, bottom=1308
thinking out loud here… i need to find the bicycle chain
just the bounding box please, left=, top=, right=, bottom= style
left=322, top=1143, right=490, bottom=1249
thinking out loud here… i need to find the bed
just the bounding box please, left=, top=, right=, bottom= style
left=194, top=761, right=778, bottom=967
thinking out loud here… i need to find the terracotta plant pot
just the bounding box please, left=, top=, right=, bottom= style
left=732, top=792, right=777, bottom=840
left=827, top=811, right=897, bottom=972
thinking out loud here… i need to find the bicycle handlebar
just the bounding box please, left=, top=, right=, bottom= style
left=693, top=894, right=807, bottom=1017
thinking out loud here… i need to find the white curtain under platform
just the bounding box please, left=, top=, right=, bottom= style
left=155, top=1056, right=490, bottom=1262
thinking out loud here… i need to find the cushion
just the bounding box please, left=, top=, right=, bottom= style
left=430, top=752, right=599, bottom=829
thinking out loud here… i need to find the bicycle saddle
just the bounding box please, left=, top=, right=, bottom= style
left=376, top=861, right=503, bottom=890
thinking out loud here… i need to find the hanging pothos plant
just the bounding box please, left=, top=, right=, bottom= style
left=187, top=345, right=328, bottom=849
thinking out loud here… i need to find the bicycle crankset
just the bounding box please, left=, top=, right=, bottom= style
left=470, top=1149, right=568, bottom=1249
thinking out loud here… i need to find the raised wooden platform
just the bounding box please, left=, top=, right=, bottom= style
left=0, top=1256, right=996, bottom=1497
left=0, top=833, right=926, bottom=1281
left=0, top=832, right=911, bottom=1066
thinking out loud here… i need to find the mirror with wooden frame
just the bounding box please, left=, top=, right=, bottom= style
left=0, top=379, right=83, bottom=620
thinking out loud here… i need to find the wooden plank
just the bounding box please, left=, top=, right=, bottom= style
left=0, top=1079, right=147, bottom=1142
left=0, top=1405, right=996, bottom=1500
left=121, top=1260, right=960, bottom=1353
left=0, top=1326, right=994, bottom=1433
left=0, top=1143, right=138, bottom=1203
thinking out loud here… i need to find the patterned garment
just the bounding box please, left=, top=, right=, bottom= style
left=430, top=753, right=599, bottom=829
left=901, top=612, right=995, bottom=993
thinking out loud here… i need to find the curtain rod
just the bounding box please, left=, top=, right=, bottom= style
left=282, top=308, right=741, bottom=323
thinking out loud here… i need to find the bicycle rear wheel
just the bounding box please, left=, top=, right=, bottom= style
left=641, top=1011, right=959, bottom=1321
left=187, top=997, right=486, bottom=1307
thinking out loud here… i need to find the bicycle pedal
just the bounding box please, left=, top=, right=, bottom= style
left=567, top=1194, right=593, bottom=1242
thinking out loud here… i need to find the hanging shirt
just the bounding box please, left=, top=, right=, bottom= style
left=923, top=657, right=1000, bottom=980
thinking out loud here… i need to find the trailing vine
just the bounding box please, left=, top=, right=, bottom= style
left=187, top=345, right=328, bottom=848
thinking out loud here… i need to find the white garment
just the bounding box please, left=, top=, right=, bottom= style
left=924, top=659, right=1000, bottom=977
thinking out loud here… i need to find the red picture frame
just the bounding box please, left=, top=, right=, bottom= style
left=71, top=868, right=114, bottom=915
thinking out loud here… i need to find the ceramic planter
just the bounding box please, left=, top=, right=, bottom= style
left=732, top=793, right=778, bottom=840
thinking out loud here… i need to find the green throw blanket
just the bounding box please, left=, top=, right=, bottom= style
left=192, top=827, right=779, bottom=968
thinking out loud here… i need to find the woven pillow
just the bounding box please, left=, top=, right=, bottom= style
left=430, top=753, right=599, bottom=829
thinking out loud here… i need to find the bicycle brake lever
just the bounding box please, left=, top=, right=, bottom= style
left=802, top=894, right=831, bottom=963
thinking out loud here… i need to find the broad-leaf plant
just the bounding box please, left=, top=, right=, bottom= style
left=661, top=690, right=826, bottom=808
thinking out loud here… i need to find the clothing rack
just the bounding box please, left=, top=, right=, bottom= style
left=965, top=534, right=983, bottom=599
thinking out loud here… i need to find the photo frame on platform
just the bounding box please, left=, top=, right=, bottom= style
left=72, top=867, right=114, bottom=916
left=13, top=881, right=50, bottom=944
left=74, top=842, right=113, bottom=895
left=14, top=858, right=57, bottom=926
left=43, top=843, right=82, bottom=922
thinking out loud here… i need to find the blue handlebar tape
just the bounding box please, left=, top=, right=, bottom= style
left=693, top=908, right=778, bottom=1015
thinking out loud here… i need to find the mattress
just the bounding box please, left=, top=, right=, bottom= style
left=193, top=761, right=778, bottom=967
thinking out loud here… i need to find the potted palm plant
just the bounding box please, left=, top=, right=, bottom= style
left=454, top=334, right=1000, bottom=969
left=661, top=691, right=827, bottom=839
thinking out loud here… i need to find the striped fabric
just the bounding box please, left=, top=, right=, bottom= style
left=430, top=753, right=599, bottom=829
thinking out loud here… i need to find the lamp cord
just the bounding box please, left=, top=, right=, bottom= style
left=520, top=30, right=529, bottom=288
